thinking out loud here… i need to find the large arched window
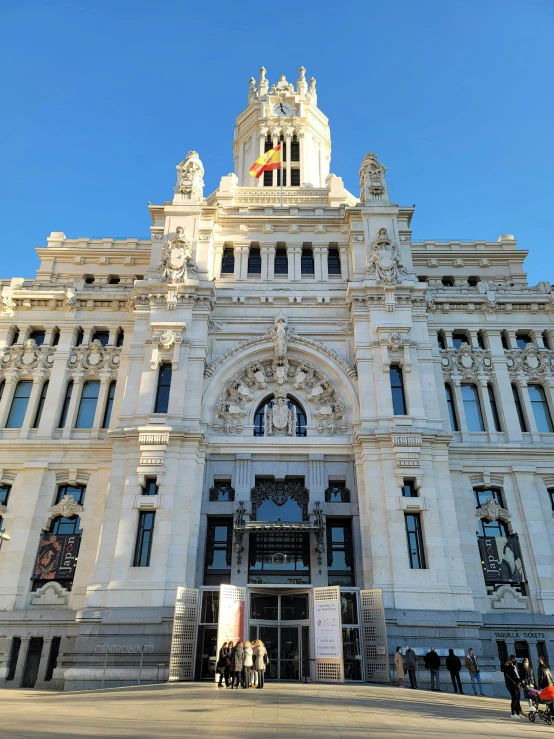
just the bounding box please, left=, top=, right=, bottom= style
left=253, top=395, right=307, bottom=437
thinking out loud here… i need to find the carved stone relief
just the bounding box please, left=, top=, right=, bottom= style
left=49, top=494, right=84, bottom=519
left=505, top=345, right=554, bottom=380
left=67, top=341, right=121, bottom=376
left=264, top=389, right=297, bottom=436
left=476, top=498, right=511, bottom=523
left=175, top=150, right=204, bottom=201
left=250, top=480, right=309, bottom=521
left=358, top=152, right=389, bottom=204
left=158, top=227, right=197, bottom=283
left=1, top=340, right=55, bottom=375
left=440, top=344, right=493, bottom=380
left=365, top=228, right=407, bottom=284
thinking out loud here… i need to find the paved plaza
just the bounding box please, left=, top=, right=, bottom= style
left=0, top=682, right=546, bottom=739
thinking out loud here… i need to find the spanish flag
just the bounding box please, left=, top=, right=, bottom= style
left=249, top=144, right=282, bottom=179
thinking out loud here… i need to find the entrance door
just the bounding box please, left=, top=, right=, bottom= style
left=21, top=637, right=43, bottom=688
left=254, top=625, right=306, bottom=681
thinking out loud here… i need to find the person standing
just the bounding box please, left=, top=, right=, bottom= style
left=445, top=649, right=463, bottom=694
left=230, top=641, right=244, bottom=689
left=465, top=648, right=485, bottom=696
left=519, top=657, right=536, bottom=711
left=216, top=642, right=229, bottom=687
left=424, top=647, right=441, bottom=691
left=254, top=638, right=267, bottom=689
left=394, top=646, right=405, bottom=687
left=537, top=658, right=554, bottom=716
left=404, top=644, right=418, bottom=689
left=224, top=641, right=234, bottom=688
left=243, top=640, right=253, bottom=688
left=503, top=655, right=523, bottom=719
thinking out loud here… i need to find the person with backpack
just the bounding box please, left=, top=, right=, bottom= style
left=446, top=648, right=463, bottom=694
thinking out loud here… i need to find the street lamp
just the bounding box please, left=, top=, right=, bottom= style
left=0, top=529, right=10, bottom=550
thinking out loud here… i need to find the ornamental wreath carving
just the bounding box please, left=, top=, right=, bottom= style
left=440, top=343, right=493, bottom=380
left=365, top=228, right=407, bottom=284
left=158, top=227, right=197, bottom=283
left=67, top=341, right=121, bottom=376
left=214, top=358, right=346, bottom=435
left=175, top=150, right=204, bottom=201
left=505, top=345, right=554, bottom=380
left=359, top=152, right=389, bottom=204
left=0, top=339, right=55, bottom=374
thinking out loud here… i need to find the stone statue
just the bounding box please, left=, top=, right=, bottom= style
left=158, top=227, right=197, bottom=283
left=359, top=152, right=389, bottom=204
left=366, top=228, right=407, bottom=284
left=175, top=151, right=204, bottom=201
left=264, top=390, right=296, bottom=436
left=273, top=311, right=288, bottom=359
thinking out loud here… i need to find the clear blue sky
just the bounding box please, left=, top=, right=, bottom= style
left=1, top=0, right=553, bottom=283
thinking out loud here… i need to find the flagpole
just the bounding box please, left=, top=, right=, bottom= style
left=280, top=141, right=283, bottom=208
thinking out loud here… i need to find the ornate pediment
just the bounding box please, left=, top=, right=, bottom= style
left=49, top=494, right=83, bottom=519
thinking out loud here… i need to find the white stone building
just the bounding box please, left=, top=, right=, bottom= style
left=0, top=67, right=553, bottom=693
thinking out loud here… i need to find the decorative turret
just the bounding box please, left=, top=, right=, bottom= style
left=174, top=151, right=204, bottom=204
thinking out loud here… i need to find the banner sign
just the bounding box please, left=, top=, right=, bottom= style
left=314, top=597, right=342, bottom=659
left=33, top=534, right=81, bottom=580
left=217, top=585, right=245, bottom=651
left=478, top=536, right=525, bottom=583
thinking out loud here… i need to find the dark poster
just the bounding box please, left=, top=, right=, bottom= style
left=478, top=536, right=524, bottom=583
left=33, top=534, right=81, bottom=580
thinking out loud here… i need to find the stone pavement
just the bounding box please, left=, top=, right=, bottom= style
left=0, top=682, right=546, bottom=739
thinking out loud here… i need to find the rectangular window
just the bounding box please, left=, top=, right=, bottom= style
left=548, top=488, right=554, bottom=511
left=488, top=384, right=502, bottom=432
left=209, top=480, right=235, bottom=501
left=290, top=136, right=299, bottom=162
left=390, top=365, right=407, bottom=415
left=102, top=381, right=116, bottom=429
left=143, top=478, right=158, bottom=496
left=247, top=246, right=261, bottom=274
left=58, top=381, right=73, bottom=428
left=452, top=331, right=468, bottom=349
left=6, top=380, right=33, bottom=428
left=512, top=384, right=528, bottom=432
left=327, top=247, right=341, bottom=275
left=75, top=380, right=100, bottom=429
left=274, top=247, right=288, bottom=275
left=326, top=519, right=354, bottom=586
left=402, top=480, right=417, bottom=497
left=133, top=511, right=156, bottom=567
left=154, top=364, right=172, bottom=414
left=204, top=517, right=233, bottom=585
left=474, top=488, right=508, bottom=537
left=529, top=384, right=554, bottom=432
left=91, top=330, right=110, bottom=347
left=290, top=169, right=300, bottom=186
left=405, top=513, right=426, bottom=569
left=0, top=485, right=11, bottom=506
left=32, top=380, right=49, bottom=428
left=44, top=636, right=61, bottom=682
left=461, top=384, right=485, bottom=431
left=301, top=246, right=314, bottom=275
left=49, top=484, right=86, bottom=535
left=516, top=332, right=533, bottom=350
left=276, top=169, right=287, bottom=186
left=29, top=330, right=46, bottom=346
left=444, top=383, right=459, bottom=431
left=221, top=248, right=235, bottom=275
left=6, top=637, right=21, bottom=681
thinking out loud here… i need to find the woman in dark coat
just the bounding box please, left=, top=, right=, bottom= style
left=230, top=641, right=244, bottom=689
left=445, top=648, right=463, bottom=694
left=537, top=658, right=554, bottom=715
left=503, top=655, right=522, bottom=719
left=216, top=642, right=229, bottom=687
left=224, top=641, right=234, bottom=687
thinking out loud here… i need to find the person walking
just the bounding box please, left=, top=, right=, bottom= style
left=254, top=638, right=267, bottom=689
left=216, top=642, right=229, bottom=687
left=446, top=649, right=463, bottom=694
left=519, top=657, right=536, bottom=712
left=503, top=655, right=523, bottom=719
left=404, top=644, right=418, bottom=689
left=394, top=646, right=405, bottom=687
left=465, top=648, right=485, bottom=696
left=230, top=640, right=244, bottom=689
left=243, top=640, right=253, bottom=688
left=424, top=647, right=441, bottom=691
left=537, top=658, right=554, bottom=716
left=224, top=641, right=234, bottom=688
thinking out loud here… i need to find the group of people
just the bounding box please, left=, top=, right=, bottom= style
left=216, top=639, right=268, bottom=689
left=393, top=645, right=486, bottom=695
left=502, top=654, right=554, bottom=719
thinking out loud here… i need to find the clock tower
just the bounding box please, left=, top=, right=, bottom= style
left=234, top=67, right=332, bottom=188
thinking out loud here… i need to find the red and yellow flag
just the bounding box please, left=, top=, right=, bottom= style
left=249, top=144, right=282, bottom=179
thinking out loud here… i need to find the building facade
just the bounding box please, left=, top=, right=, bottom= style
left=0, top=67, right=553, bottom=694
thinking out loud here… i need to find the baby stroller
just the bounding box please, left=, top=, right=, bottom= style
left=526, top=686, right=554, bottom=725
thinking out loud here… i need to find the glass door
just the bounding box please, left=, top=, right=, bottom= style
left=254, top=624, right=307, bottom=681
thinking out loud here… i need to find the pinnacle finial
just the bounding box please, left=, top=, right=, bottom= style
left=299, top=66, right=306, bottom=78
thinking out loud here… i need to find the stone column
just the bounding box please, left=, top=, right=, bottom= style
left=517, top=379, right=541, bottom=442
left=257, top=132, right=265, bottom=189
left=452, top=379, right=470, bottom=441
left=19, top=376, right=44, bottom=438
left=36, top=637, right=54, bottom=683
left=478, top=378, right=499, bottom=441
left=0, top=376, right=18, bottom=428
left=339, top=246, right=350, bottom=281
left=313, top=246, right=327, bottom=282
left=287, top=245, right=301, bottom=281
left=299, top=131, right=306, bottom=186
left=12, top=637, right=31, bottom=686
left=485, top=330, right=523, bottom=442
left=261, top=244, right=275, bottom=281
left=212, top=244, right=224, bottom=280
left=92, top=376, right=111, bottom=432
left=234, top=244, right=249, bottom=281
left=61, top=376, right=84, bottom=439
left=308, top=454, right=327, bottom=586
left=232, top=454, right=252, bottom=588
left=271, top=133, right=279, bottom=187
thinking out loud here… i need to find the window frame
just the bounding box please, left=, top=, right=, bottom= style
left=58, top=380, right=74, bottom=428
left=487, top=383, right=503, bottom=432
left=154, top=363, right=172, bottom=414
left=511, top=383, right=528, bottom=432
left=247, top=246, right=262, bottom=275
left=404, top=513, right=427, bottom=569
left=32, top=380, right=49, bottom=429
left=75, top=380, right=100, bottom=429
left=220, top=248, right=235, bottom=275
left=444, top=382, right=459, bottom=432
left=390, top=365, right=407, bottom=416
left=528, top=384, right=554, bottom=433
left=461, top=383, right=485, bottom=431
left=327, top=247, right=341, bottom=276
left=133, top=511, right=156, bottom=567
left=6, top=380, right=33, bottom=429
left=102, top=380, right=116, bottom=429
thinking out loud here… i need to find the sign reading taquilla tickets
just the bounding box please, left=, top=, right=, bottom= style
left=314, top=598, right=342, bottom=659
left=33, top=534, right=81, bottom=580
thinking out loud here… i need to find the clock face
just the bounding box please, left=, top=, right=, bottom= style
left=273, top=102, right=292, bottom=117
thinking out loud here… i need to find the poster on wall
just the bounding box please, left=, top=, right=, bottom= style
left=33, top=534, right=81, bottom=580
left=478, top=536, right=525, bottom=583
left=314, top=597, right=342, bottom=659
left=217, top=584, right=246, bottom=652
